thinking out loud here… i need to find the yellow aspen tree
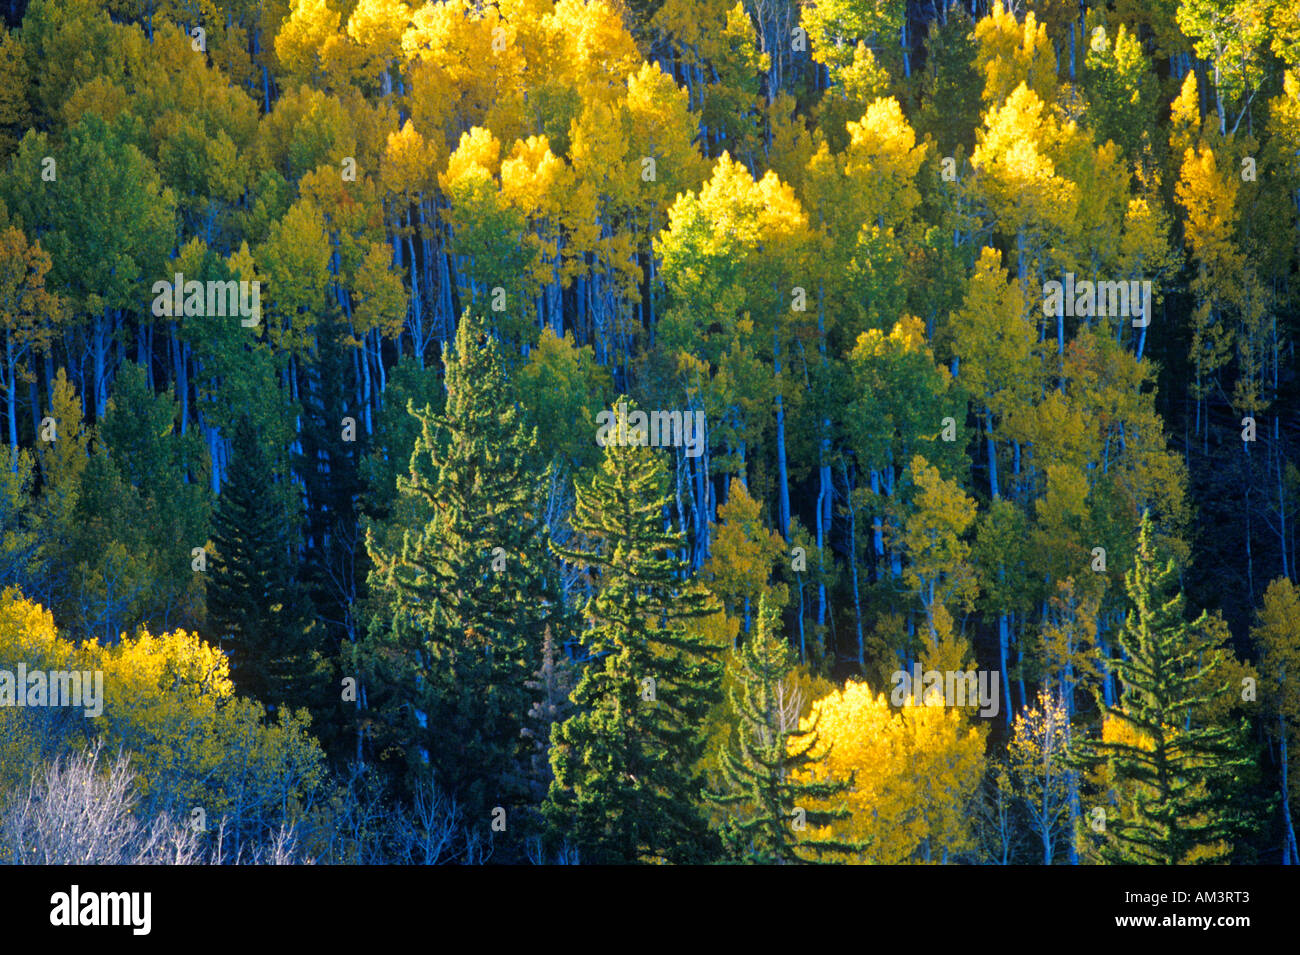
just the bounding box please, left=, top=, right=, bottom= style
left=566, top=98, right=643, bottom=344
left=1167, top=71, right=1204, bottom=172
left=258, top=85, right=358, bottom=182
left=0, top=223, right=60, bottom=465
left=0, top=588, right=82, bottom=793
left=1175, top=140, right=1242, bottom=443
left=842, top=97, right=929, bottom=229
left=380, top=118, right=443, bottom=203
left=85, top=624, right=325, bottom=828
left=499, top=133, right=572, bottom=316
left=973, top=2, right=1058, bottom=108
left=946, top=246, right=1039, bottom=500
left=1009, top=690, right=1074, bottom=864
left=1037, top=577, right=1103, bottom=698
left=1059, top=327, right=1189, bottom=533
left=894, top=454, right=979, bottom=646
left=351, top=240, right=408, bottom=342
left=793, top=680, right=985, bottom=863
left=1032, top=462, right=1094, bottom=585
left=799, top=0, right=904, bottom=85
left=439, top=127, right=535, bottom=336
left=275, top=0, right=346, bottom=89
left=702, top=478, right=789, bottom=633
left=344, top=0, right=413, bottom=96
left=814, top=43, right=893, bottom=153
left=402, top=0, right=527, bottom=150
left=255, top=198, right=333, bottom=358
left=1114, top=191, right=1178, bottom=358
left=622, top=61, right=710, bottom=331
left=970, top=83, right=1081, bottom=287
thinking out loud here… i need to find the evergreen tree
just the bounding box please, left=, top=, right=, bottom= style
left=705, top=597, right=855, bottom=863
left=362, top=313, right=563, bottom=838
left=296, top=305, right=369, bottom=762
left=1071, top=512, right=1252, bottom=864
left=544, top=397, right=723, bottom=864
left=207, top=413, right=325, bottom=710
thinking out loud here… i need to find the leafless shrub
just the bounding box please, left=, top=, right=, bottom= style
left=300, top=766, right=503, bottom=864
left=524, top=836, right=581, bottom=865
left=0, top=743, right=202, bottom=864
left=0, top=744, right=311, bottom=865
left=388, top=775, right=495, bottom=864
left=207, top=818, right=308, bottom=865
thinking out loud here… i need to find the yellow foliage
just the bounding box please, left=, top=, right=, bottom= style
left=843, top=97, right=930, bottom=229
left=971, top=85, right=1080, bottom=266
left=1168, top=72, right=1201, bottom=163
left=0, top=589, right=81, bottom=796
left=381, top=119, right=443, bottom=198
left=974, top=2, right=1058, bottom=107
left=346, top=0, right=413, bottom=83
left=918, top=604, right=974, bottom=677
left=275, top=0, right=344, bottom=87
left=500, top=134, right=567, bottom=216
left=702, top=478, right=787, bottom=620
left=793, top=679, right=985, bottom=863
left=702, top=151, right=809, bottom=248
left=0, top=587, right=324, bottom=828
left=896, top=454, right=979, bottom=640
left=443, top=126, right=502, bottom=185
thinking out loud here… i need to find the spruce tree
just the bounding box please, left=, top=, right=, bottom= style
left=705, top=598, right=855, bottom=863
left=362, top=313, right=563, bottom=837
left=207, top=413, right=325, bottom=710
left=1071, top=511, right=1251, bottom=864
left=544, top=398, right=723, bottom=864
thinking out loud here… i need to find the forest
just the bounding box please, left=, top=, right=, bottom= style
left=0, top=0, right=1297, bottom=866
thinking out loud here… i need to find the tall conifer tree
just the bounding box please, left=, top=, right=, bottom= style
left=207, top=413, right=325, bottom=710
left=363, top=313, right=563, bottom=837
left=705, top=597, right=855, bottom=863
left=1071, top=512, right=1251, bottom=864
left=544, top=397, right=723, bottom=864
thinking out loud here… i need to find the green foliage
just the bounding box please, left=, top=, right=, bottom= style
left=705, top=598, right=855, bottom=863
left=0, top=0, right=1294, bottom=866
left=1071, top=512, right=1254, bottom=864
left=207, top=413, right=326, bottom=709
left=361, top=353, right=444, bottom=523
left=363, top=313, right=564, bottom=845
left=1081, top=23, right=1157, bottom=160
left=516, top=327, right=613, bottom=472
left=2, top=114, right=175, bottom=316
left=545, top=397, right=723, bottom=863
